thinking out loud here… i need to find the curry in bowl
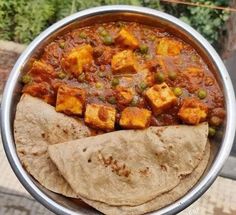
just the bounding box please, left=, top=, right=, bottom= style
left=14, top=21, right=224, bottom=215
left=21, top=21, right=224, bottom=131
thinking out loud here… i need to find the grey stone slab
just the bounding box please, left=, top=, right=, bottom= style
left=220, top=156, right=236, bottom=180
left=0, top=40, right=26, bottom=54
left=0, top=187, right=53, bottom=215
left=224, top=55, right=236, bottom=156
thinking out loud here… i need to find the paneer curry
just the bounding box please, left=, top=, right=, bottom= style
left=21, top=22, right=225, bottom=135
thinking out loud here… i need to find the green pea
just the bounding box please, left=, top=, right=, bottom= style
left=101, top=30, right=109, bottom=37
left=78, top=73, right=85, bottom=82
left=111, top=78, right=119, bottom=86
left=116, top=21, right=125, bottom=28
left=21, top=75, right=32, bottom=84
left=144, top=54, right=152, bottom=60
left=139, top=44, right=149, bottom=54
left=191, top=55, right=198, bottom=62
left=168, top=71, right=177, bottom=81
left=103, top=35, right=114, bottom=45
left=98, top=95, right=105, bottom=102
left=155, top=72, right=165, bottom=83
left=130, top=96, right=139, bottom=106
left=173, top=87, right=183, bottom=97
left=98, top=27, right=108, bottom=37
left=98, top=71, right=106, bottom=78
left=79, top=32, right=87, bottom=39
left=197, top=89, right=207, bottom=99
left=108, top=96, right=117, bottom=104
left=95, top=82, right=103, bottom=89
left=59, top=42, right=65, bottom=49
left=57, top=71, right=66, bottom=79
left=208, top=127, right=216, bottom=137
left=148, top=35, right=156, bottom=41
left=139, top=82, right=148, bottom=91
left=98, top=26, right=105, bottom=33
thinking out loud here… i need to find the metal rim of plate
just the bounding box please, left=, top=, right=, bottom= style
left=1, top=5, right=236, bottom=215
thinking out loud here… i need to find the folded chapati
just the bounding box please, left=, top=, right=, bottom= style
left=14, top=94, right=91, bottom=197
left=81, top=142, right=210, bottom=215
left=48, top=123, right=208, bottom=207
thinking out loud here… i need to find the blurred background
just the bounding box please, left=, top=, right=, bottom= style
left=0, top=0, right=236, bottom=214
left=0, top=0, right=231, bottom=48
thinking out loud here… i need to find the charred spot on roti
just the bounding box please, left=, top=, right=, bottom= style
left=20, top=151, right=25, bottom=155
left=160, top=164, right=168, bottom=171
left=139, top=167, right=150, bottom=176
left=97, top=151, right=131, bottom=177
left=111, top=160, right=131, bottom=178
left=63, top=129, right=68, bottom=134
left=173, top=164, right=179, bottom=170
left=103, top=156, right=113, bottom=166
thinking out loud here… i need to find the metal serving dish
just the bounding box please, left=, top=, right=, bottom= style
left=1, top=5, right=236, bottom=215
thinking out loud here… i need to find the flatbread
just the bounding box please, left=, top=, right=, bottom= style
left=84, top=142, right=210, bottom=214
left=81, top=142, right=210, bottom=215
left=14, top=94, right=91, bottom=197
left=48, top=123, right=208, bottom=206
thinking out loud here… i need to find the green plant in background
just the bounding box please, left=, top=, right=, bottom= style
left=54, top=0, right=102, bottom=20
left=55, top=0, right=141, bottom=20
left=162, top=0, right=230, bottom=46
left=13, top=0, right=55, bottom=44
left=0, top=1, right=15, bottom=40
left=0, top=0, right=55, bottom=43
left=0, top=0, right=230, bottom=48
left=142, top=0, right=162, bottom=9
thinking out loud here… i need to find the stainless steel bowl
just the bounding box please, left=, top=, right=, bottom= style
left=1, top=5, right=236, bottom=215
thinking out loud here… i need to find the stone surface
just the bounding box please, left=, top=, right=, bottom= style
left=0, top=49, right=21, bottom=93
left=0, top=187, right=53, bottom=215
left=180, top=177, right=236, bottom=215
left=220, top=156, right=236, bottom=180
left=0, top=40, right=26, bottom=54
left=224, top=52, right=236, bottom=156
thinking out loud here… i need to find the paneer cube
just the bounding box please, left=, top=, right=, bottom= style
left=183, top=67, right=204, bottom=81
left=111, top=50, right=137, bottom=74
left=23, top=82, right=55, bottom=105
left=116, top=86, right=133, bottom=105
left=156, top=38, right=183, bottom=56
left=178, top=98, right=208, bottom=125
left=182, top=67, right=204, bottom=93
left=29, top=60, right=56, bottom=81
left=62, top=44, right=93, bottom=76
left=119, top=107, right=151, bottom=129
left=56, top=85, right=86, bottom=115
left=145, top=83, right=177, bottom=115
left=115, top=29, right=139, bottom=49
left=85, top=104, right=116, bottom=131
